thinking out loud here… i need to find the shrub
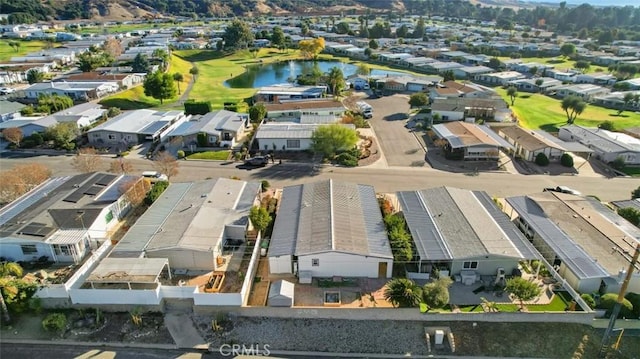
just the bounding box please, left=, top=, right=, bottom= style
left=197, top=133, right=208, bottom=147
left=144, top=181, right=169, bottom=205
left=177, top=150, right=185, bottom=159
left=535, top=153, right=549, bottom=166
left=335, top=152, right=358, bottom=167
left=560, top=153, right=574, bottom=167
left=261, top=180, right=270, bottom=192
left=625, top=292, right=640, bottom=317
left=107, top=107, right=121, bottom=117
left=597, top=293, right=634, bottom=318
left=42, top=312, right=67, bottom=333
left=580, top=293, right=596, bottom=309
left=422, top=277, right=453, bottom=309
left=184, top=100, right=212, bottom=115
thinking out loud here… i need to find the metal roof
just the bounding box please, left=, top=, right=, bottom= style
left=398, top=187, right=535, bottom=261
left=166, top=110, right=248, bottom=137
left=46, top=229, right=87, bottom=245
left=269, top=180, right=392, bottom=259
left=611, top=199, right=640, bottom=212
left=86, top=257, right=168, bottom=284
left=88, top=110, right=184, bottom=134
left=432, top=122, right=514, bottom=150
left=0, top=176, right=70, bottom=226
left=255, top=123, right=320, bottom=139
left=534, top=130, right=593, bottom=153
left=505, top=195, right=609, bottom=279
left=560, top=125, right=640, bottom=153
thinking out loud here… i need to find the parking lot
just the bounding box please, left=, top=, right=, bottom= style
left=365, top=94, right=427, bottom=167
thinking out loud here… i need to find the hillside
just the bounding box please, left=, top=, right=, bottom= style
left=1, top=0, right=405, bottom=21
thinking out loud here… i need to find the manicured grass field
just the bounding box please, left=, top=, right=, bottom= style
left=498, top=56, right=610, bottom=74
left=495, top=88, right=640, bottom=132
left=0, top=40, right=47, bottom=62
left=186, top=150, right=230, bottom=160
left=100, top=54, right=193, bottom=110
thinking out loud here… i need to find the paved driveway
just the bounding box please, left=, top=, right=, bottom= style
left=366, top=94, right=426, bottom=167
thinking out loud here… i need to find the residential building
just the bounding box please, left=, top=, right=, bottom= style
left=0, top=102, right=107, bottom=137
left=593, top=91, right=640, bottom=111
left=24, top=81, right=119, bottom=101
left=499, top=126, right=566, bottom=162
left=166, top=110, right=250, bottom=148
left=452, top=66, right=494, bottom=80
left=508, top=77, right=562, bottom=93
left=88, top=109, right=189, bottom=148
left=548, top=83, right=610, bottom=101
left=0, top=173, right=140, bottom=264
left=253, top=85, right=327, bottom=103
left=431, top=97, right=510, bottom=122
left=58, top=72, right=145, bottom=89
left=268, top=180, right=393, bottom=280
left=264, top=99, right=345, bottom=123
left=575, top=73, right=617, bottom=86
left=431, top=121, right=514, bottom=160
left=474, top=71, right=526, bottom=86
left=505, top=191, right=640, bottom=294
left=558, top=125, right=640, bottom=165
left=374, top=75, right=440, bottom=93
left=255, top=123, right=355, bottom=152
left=396, top=187, right=540, bottom=281
left=110, top=178, right=261, bottom=271
left=430, top=81, right=495, bottom=100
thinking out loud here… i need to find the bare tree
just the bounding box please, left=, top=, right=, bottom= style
left=0, top=171, right=27, bottom=204
left=13, top=163, right=51, bottom=190
left=2, top=128, right=23, bottom=147
left=108, top=158, right=134, bottom=174
left=153, top=151, right=179, bottom=179
left=103, top=38, right=123, bottom=59
left=72, top=148, right=104, bottom=173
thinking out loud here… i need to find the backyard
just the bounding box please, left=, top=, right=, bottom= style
left=495, top=88, right=640, bottom=131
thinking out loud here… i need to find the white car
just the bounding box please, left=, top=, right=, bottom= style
left=0, top=87, right=15, bottom=95
left=142, top=171, right=169, bottom=183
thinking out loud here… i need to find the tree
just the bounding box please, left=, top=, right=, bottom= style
left=45, top=122, right=78, bottom=150
left=409, top=92, right=428, bottom=107
left=143, top=71, right=177, bottom=105
left=72, top=147, right=103, bottom=173
left=26, top=69, right=44, bottom=84
left=77, top=51, right=112, bottom=72
left=103, top=38, right=122, bottom=59
left=535, top=152, right=549, bottom=166
left=16, top=163, right=51, bottom=190
left=0, top=261, right=24, bottom=323
left=413, top=16, right=426, bottom=39
left=119, top=178, right=149, bottom=207
left=109, top=158, right=134, bottom=174
left=0, top=171, right=26, bottom=205
left=223, top=19, right=254, bottom=49
left=395, top=25, right=409, bottom=38
left=326, top=66, right=345, bottom=95
left=560, top=153, right=574, bottom=167
left=507, top=86, right=518, bottom=106
left=249, top=103, right=267, bottom=123
left=132, top=53, right=150, bottom=73
left=172, top=72, right=184, bottom=95
left=618, top=92, right=635, bottom=115
left=560, top=43, right=576, bottom=58
left=298, top=38, right=325, bottom=60
left=152, top=49, right=169, bottom=71
left=574, top=60, right=590, bottom=72
left=561, top=95, right=587, bottom=124
left=632, top=186, right=640, bottom=199
left=505, top=277, right=541, bottom=310
left=422, top=277, right=453, bottom=309
left=488, top=57, right=502, bottom=70
left=107, top=107, right=121, bottom=118
left=249, top=206, right=271, bottom=234
left=356, top=64, right=370, bottom=76
left=2, top=127, right=23, bottom=147
left=310, top=124, right=359, bottom=159
left=189, top=66, right=199, bottom=80
left=384, top=278, right=422, bottom=308
left=368, top=39, right=378, bottom=50
left=442, top=70, right=455, bottom=82
left=618, top=207, right=640, bottom=227
left=153, top=151, right=178, bottom=179
left=271, top=26, right=285, bottom=49
left=335, top=22, right=350, bottom=35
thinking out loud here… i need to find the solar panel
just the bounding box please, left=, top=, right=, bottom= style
left=0, top=176, right=70, bottom=226
left=63, top=191, right=85, bottom=203
left=95, top=174, right=117, bottom=186
left=84, top=185, right=104, bottom=196
left=19, top=222, right=55, bottom=237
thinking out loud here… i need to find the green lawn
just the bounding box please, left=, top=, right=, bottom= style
left=0, top=40, right=47, bottom=62
left=186, top=150, right=230, bottom=160
left=100, top=54, right=193, bottom=110
left=495, top=88, right=640, bottom=132
left=621, top=166, right=640, bottom=177
left=498, top=56, right=611, bottom=74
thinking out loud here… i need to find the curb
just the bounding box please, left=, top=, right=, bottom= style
left=0, top=338, right=178, bottom=350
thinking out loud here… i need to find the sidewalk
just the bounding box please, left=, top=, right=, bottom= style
left=164, top=313, right=208, bottom=349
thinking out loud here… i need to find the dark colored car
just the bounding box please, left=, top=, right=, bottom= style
left=244, top=156, right=269, bottom=166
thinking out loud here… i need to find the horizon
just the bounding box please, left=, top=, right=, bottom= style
left=521, top=0, right=639, bottom=6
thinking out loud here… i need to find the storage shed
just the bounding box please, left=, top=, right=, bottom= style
left=268, top=280, right=294, bottom=307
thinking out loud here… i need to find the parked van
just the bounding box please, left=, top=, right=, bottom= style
left=142, top=171, right=169, bottom=183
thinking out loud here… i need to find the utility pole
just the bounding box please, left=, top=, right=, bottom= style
left=599, top=243, right=640, bottom=358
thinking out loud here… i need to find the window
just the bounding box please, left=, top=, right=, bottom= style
left=209, top=136, right=217, bottom=143
left=312, top=258, right=319, bottom=267
left=108, top=134, right=116, bottom=140
left=463, top=261, right=478, bottom=269
left=21, top=244, right=37, bottom=255
left=286, top=139, right=300, bottom=149
left=223, top=133, right=232, bottom=141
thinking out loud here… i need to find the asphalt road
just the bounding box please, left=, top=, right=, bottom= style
left=366, top=94, right=426, bottom=167
left=0, top=151, right=637, bottom=202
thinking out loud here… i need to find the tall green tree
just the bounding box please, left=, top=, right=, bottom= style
left=506, top=277, right=542, bottom=310
left=442, top=70, right=455, bottom=82
left=143, top=71, right=177, bottom=105
left=26, top=69, right=44, bottom=84
left=507, top=86, right=518, bottom=106
left=384, top=278, right=422, bottom=308
left=249, top=206, right=271, bottom=234
left=271, top=26, right=285, bottom=49
left=356, top=64, right=371, bottom=76
left=409, top=92, right=428, bottom=107
left=422, top=277, right=453, bottom=309
left=132, top=53, right=150, bottom=73
left=559, top=43, right=576, bottom=58
left=618, top=92, right=635, bottom=115
left=561, top=95, right=587, bottom=124
left=326, top=66, right=345, bottom=95
left=172, top=72, right=184, bottom=95
left=249, top=103, right=267, bottom=123
left=413, top=16, right=426, bottom=38
left=45, top=122, right=78, bottom=150
left=152, top=49, right=169, bottom=71
left=223, top=19, right=254, bottom=49
left=310, top=124, right=358, bottom=159
left=0, top=261, right=23, bottom=323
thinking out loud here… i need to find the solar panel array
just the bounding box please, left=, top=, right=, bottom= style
left=63, top=173, right=116, bottom=203
left=19, top=222, right=56, bottom=237
left=0, top=176, right=70, bottom=226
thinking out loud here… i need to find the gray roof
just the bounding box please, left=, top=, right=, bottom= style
left=268, top=279, right=294, bottom=299
left=111, top=178, right=259, bottom=257
left=534, top=130, right=593, bottom=153
left=560, top=125, right=640, bottom=153
left=0, top=100, right=26, bottom=114
left=269, top=180, right=392, bottom=259
left=88, top=110, right=184, bottom=134
left=611, top=199, right=640, bottom=212
left=505, top=195, right=611, bottom=279
left=397, top=187, right=539, bottom=261
left=256, top=123, right=355, bottom=140
left=432, top=122, right=514, bottom=150
left=166, top=110, right=248, bottom=137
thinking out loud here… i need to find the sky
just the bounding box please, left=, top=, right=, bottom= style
left=522, top=0, right=639, bottom=6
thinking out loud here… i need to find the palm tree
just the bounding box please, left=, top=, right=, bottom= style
left=173, top=72, right=184, bottom=95
left=384, top=278, right=422, bottom=308
left=326, top=66, right=345, bottom=96
left=507, top=86, right=518, bottom=106
left=0, top=262, right=24, bottom=323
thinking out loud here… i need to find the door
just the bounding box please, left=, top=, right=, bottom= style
left=378, top=262, right=388, bottom=278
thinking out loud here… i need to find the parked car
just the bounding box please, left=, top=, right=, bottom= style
left=244, top=156, right=269, bottom=166
left=142, top=171, right=169, bottom=183
left=543, top=186, right=582, bottom=196
left=0, top=87, right=15, bottom=95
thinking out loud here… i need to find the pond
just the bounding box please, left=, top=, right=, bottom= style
left=224, top=60, right=408, bottom=88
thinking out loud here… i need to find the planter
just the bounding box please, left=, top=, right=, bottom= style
left=324, top=291, right=341, bottom=307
